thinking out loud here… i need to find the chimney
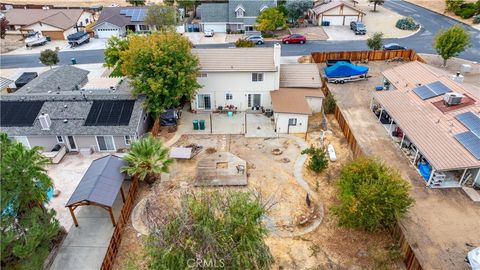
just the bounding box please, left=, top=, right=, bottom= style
left=39, top=113, right=51, bottom=130
left=273, top=43, right=281, bottom=89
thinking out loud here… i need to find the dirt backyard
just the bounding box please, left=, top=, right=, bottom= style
left=404, top=0, right=479, bottom=28
left=112, top=116, right=400, bottom=270
left=0, top=35, right=24, bottom=54
left=326, top=60, right=480, bottom=269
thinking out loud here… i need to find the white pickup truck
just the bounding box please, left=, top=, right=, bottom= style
left=24, top=32, right=47, bottom=47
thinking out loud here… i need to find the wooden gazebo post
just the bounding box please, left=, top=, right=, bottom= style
left=68, top=205, right=79, bottom=227
left=108, top=207, right=116, bottom=227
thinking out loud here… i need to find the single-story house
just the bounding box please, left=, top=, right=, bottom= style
left=3, top=8, right=94, bottom=40
left=0, top=66, right=149, bottom=153
left=371, top=61, right=480, bottom=188
left=93, top=7, right=150, bottom=38
left=309, top=1, right=365, bottom=26
left=197, top=0, right=276, bottom=33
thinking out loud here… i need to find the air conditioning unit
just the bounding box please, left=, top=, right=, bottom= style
left=443, top=92, right=463, bottom=106
left=39, top=113, right=51, bottom=130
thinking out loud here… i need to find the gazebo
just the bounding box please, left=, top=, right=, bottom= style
left=66, top=155, right=127, bottom=227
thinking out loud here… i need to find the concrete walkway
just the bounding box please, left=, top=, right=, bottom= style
left=50, top=183, right=128, bottom=270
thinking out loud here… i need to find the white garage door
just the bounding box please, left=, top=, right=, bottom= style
left=323, top=16, right=344, bottom=26
left=96, top=28, right=120, bottom=39
left=203, top=23, right=227, bottom=33
left=344, top=16, right=359, bottom=26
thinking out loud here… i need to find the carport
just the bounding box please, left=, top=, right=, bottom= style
left=66, top=155, right=127, bottom=227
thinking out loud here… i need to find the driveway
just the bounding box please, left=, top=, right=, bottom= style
left=324, top=26, right=367, bottom=41
left=184, top=32, right=228, bottom=45
left=290, top=26, right=328, bottom=41
left=60, top=38, right=107, bottom=52
left=2, top=40, right=67, bottom=55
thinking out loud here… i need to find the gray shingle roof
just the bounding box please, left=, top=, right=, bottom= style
left=198, top=3, right=228, bottom=22
left=66, top=155, right=126, bottom=207
left=17, top=65, right=89, bottom=94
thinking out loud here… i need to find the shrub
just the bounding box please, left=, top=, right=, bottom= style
left=456, top=5, right=477, bottom=18
left=395, top=16, right=420, bottom=30
left=323, top=93, right=336, bottom=114
left=332, top=157, right=414, bottom=231
left=473, top=15, right=480, bottom=24
left=235, top=39, right=256, bottom=47
left=366, top=32, right=384, bottom=50
left=301, top=145, right=329, bottom=173
left=446, top=0, right=465, bottom=12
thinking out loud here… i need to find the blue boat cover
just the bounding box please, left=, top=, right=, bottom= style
left=324, top=61, right=369, bottom=78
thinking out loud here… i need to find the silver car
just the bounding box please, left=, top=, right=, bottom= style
left=245, top=35, right=264, bottom=45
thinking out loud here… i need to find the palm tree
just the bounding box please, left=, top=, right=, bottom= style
left=121, top=134, right=173, bottom=185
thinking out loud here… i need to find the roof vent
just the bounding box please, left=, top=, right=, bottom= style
left=39, top=114, right=51, bottom=130
left=63, top=119, right=68, bottom=123
left=443, top=92, right=463, bottom=106
left=64, top=104, right=68, bottom=108
left=451, top=72, right=464, bottom=83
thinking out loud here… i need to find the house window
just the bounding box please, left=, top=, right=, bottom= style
left=288, top=118, right=297, bottom=126
left=252, top=73, right=264, bottom=82
left=248, top=94, right=261, bottom=107
left=139, top=25, right=150, bottom=31
left=236, top=9, right=244, bottom=18
left=245, top=25, right=254, bottom=32
left=226, top=93, right=233, bottom=100
left=7, top=25, right=15, bottom=31
left=124, top=136, right=131, bottom=145
left=85, top=18, right=89, bottom=24
left=96, top=135, right=115, bottom=151
left=56, top=136, right=64, bottom=143
left=197, top=72, right=208, bottom=78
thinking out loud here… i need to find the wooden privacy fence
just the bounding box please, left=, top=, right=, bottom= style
left=311, top=49, right=425, bottom=63
left=392, top=224, right=423, bottom=270
left=101, top=177, right=140, bottom=270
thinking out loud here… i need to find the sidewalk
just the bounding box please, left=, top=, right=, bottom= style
left=50, top=182, right=129, bottom=270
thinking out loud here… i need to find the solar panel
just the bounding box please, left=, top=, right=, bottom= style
left=455, top=131, right=480, bottom=159
left=456, top=111, right=480, bottom=136
left=427, top=81, right=451, bottom=95
left=84, top=100, right=135, bottom=126
left=413, top=85, right=436, bottom=100
left=0, top=101, right=44, bottom=127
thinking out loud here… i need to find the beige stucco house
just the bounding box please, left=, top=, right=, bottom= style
left=309, top=1, right=365, bottom=26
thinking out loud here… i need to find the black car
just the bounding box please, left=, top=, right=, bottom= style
left=350, top=21, right=366, bottom=35
left=383, top=43, right=407, bottom=50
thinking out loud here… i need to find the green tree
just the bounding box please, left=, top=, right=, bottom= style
left=333, top=157, right=414, bottom=231
left=286, top=0, right=313, bottom=20
left=104, top=36, right=129, bottom=73
left=177, top=0, right=199, bottom=11
left=145, top=191, right=274, bottom=269
left=0, top=133, right=60, bottom=269
left=39, top=49, right=59, bottom=68
left=323, top=93, right=336, bottom=114
left=301, top=145, right=329, bottom=173
left=256, top=7, right=287, bottom=32
left=121, top=32, right=200, bottom=117
left=445, top=0, right=465, bottom=12
left=235, top=38, right=256, bottom=47
left=369, top=0, right=385, bottom=11
left=144, top=4, right=179, bottom=31
left=434, top=25, right=471, bottom=66
left=121, top=134, right=173, bottom=185
left=366, top=32, right=384, bottom=50
left=0, top=17, right=9, bottom=39
left=126, top=0, right=145, bottom=6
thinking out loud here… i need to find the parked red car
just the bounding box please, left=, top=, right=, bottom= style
left=282, top=34, right=307, bottom=44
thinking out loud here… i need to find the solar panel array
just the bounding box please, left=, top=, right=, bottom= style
left=84, top=100, right=135, bottom=126
left=0, top=101, right=44, bottom=127
left=413, top=81, right=452, bottom=100
left=454, top=112, right=480, bottom=160
left=120, top=8, right=147, bottom=22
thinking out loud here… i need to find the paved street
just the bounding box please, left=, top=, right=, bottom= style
left=0, top=0, right=478, bottom=69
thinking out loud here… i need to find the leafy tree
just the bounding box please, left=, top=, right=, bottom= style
left=144, top=4, right=179, bottom=31
left=104, top=36, right=129, bottom=70
left=121, top=134, right=173, bottom=185
left=323, top=93, right=336, bottom=114
left=126, top=0, right=145, bottom=6
left=0, top=133, right=60, bottom=269
left=277, top=0, right=288, bottom=17
left=286, top=0, right=314, bottom=20
left=121, top=32, right=200, bottom=117
left=177, top=0, right=199, bottom=11
left=256, top=7, right=287, bottom=32
left=445, top=0, right=465, bottom=12
left=164, top=0, right=175, bottom=6
left=145, top=191, right=274, bottom=269
left=434, top=25, right=470, bottom=66
left=235, top=38, right=256, bottom=47
left=369, top=0, right=384, bottom=11
left=366, top=32, right=384, bottom=50
left=39, top=49, right=59, bottom=68
left=302, top=145, right=329, bottom=173
left=333, top=157, right=414, bottom=231
left=0, top=17, right=9, bottom=39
